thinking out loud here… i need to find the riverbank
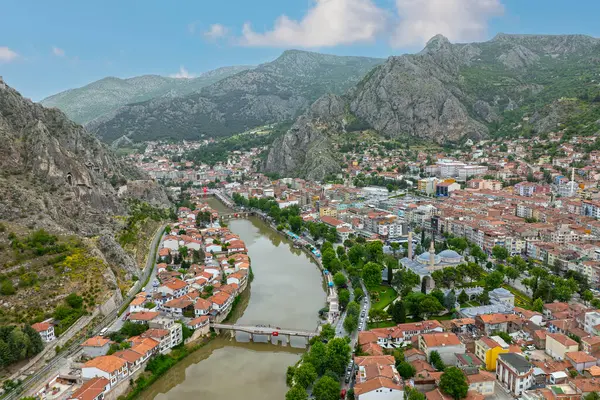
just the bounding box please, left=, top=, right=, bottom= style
left=132, top=200, right=326, bottom=400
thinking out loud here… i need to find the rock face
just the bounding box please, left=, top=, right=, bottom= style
left=265, top=34, right=600, bottom=179
left=0, top=77, right=169, bottom=235
left=40, top=66, right=254, bottom=125
left=89, top=50, right=384, bottom=144
left=265, top=94, right=345, bottom=180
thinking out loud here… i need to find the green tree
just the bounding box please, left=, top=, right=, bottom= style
left=583, top=393, right=600, bottom=400
left=65, top=293, right=84, bottom=309
left=389, top=300, right=406, bottom=324
left=338, top=289, right=350, bottom=309
left=23, top=325, right=43, bottom=356
left=504, top=266, right=519, bottom=284
left=289, top=216, right=303, bottom=233
left=458, top=290, right=469, bottom=305
left=343, top=315, right=358, bottom=333
left=362, top=262, right=383, bottom=289
left=397, top=361, right=416, bottom=379
left=531, top=298, right=544, bottom=312
left=354, top=287, right=364, bottom=301
left=405, top=387, right=426, bottom=400
left=348, top=245, right=366, bottom=266
left=492, top=246, right=508, bottom=262
left=484, top=271, right=505, bottom=290
left=306, top=341, right=328, bottom=375
left=366, top=241, right=384, bottom=262
left=444, top=290, right=457, bottom=310
left=429, top=350, right=446, bottom=371
left=391, top=267, right=420, bottom=296
left=333, top=272, right=346, bottom=288
left=421, top=296, right=444, bottom=318
left=286, top=385, right=309, bottom=400
left=0, top=339, right=13, bottom=367
left=326, top=338, right=351, bottom=376
left=313, top=376, right=340, bottom=400
left=582, top=290, right=594, bottom=305
left=430, top=289, right=445, bottom=306
left=439, top=367, right=469, bottom=400
left=320, top=324, right=336, bottom=341
left=294, top=363, right=317, bottom=389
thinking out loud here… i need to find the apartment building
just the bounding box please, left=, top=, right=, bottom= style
left=418, top=332, right=466, bottom=365
left=496, top=353, right=534, bottom=396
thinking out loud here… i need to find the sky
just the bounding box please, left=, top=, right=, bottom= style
left=1, top=0, right=600, bottom=101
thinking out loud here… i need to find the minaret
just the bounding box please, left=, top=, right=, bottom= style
left=429, top=239, right=435, bottom=268
left=408, top=232, right=413, bottom=259
left=570, top=167, right=575, bottom=196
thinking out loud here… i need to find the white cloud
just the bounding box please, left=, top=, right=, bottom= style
left=0, top=46, right=18, bottom=63
left=240, top=0, right=387, bottom=48
left=52, top=46, right=65, bottom=57
left=170, top=66, right=195, bottom=79
left=391, top=0, right=504, bottom=47
left=204, top=24, right=229, bottom=40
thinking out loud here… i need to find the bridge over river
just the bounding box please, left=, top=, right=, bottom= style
left=211, top=323, right=320, bottom=346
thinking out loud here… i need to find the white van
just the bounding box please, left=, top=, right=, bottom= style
left=100, top=327, right=109, bottom=336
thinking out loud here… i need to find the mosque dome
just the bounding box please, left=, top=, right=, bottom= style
left=416, top=251, right=441, bottom=265
left=438, top=249, right=462, bottom=262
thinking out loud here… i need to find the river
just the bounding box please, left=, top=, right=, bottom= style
left=139, top=198, right=326, bottom=400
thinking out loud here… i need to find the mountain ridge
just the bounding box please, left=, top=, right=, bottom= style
left=40, top=65, right=254, bottom=125
left=264, top=33, right=600, bottom=180
left=87, top=50, right=385, bottom=144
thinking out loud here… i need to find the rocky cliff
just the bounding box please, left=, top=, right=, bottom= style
left=89, top=50, right=384, bottom=144
left=265, top=94, right=346, bottom=181
left=265, top=34, right=600, bottom=179
left=0, top=76, right=169, bottom=235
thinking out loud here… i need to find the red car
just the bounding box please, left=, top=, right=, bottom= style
left=272, top=331, right=279, bottom=337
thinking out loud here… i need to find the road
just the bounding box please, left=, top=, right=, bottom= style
left=15, top=224, right=166, bottom=399
left=109, top=227, right=165, bottom=332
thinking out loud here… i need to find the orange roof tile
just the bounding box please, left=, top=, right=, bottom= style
left=70, top=377, right=109, bottom=400
left=81, top=336, right=111, bottom=348
left=84, top=355, right=127, bottom=373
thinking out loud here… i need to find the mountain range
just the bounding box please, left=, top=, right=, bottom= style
left=265, top=33, right=600, bottom=180
left=40, top=65, right=253, bottom=125
left=81, top=50, right=384, bottom=144
left=40, top=34, right=600, bottom=181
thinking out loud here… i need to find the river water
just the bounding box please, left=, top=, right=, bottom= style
left=140, top=199, right=326, bottom=400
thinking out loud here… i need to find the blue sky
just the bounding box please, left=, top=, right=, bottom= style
left=1, top=0, right=600, bottom=101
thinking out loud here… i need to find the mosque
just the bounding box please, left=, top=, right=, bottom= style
left=399, top=232, right=464, bottom=292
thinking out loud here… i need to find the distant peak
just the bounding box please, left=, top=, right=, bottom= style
left=426, top=34, right=451, bottom=47
left=420, top=34, right=452, bottom=54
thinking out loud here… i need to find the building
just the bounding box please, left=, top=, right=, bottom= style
left=82, top=355, right=129, bottom=389
left=496, top=353, right=534, bottom=396
left=81, top=336, right=112, bottom=358
left=474, top=336, right=511, bottom=371
left=146, top=318, right=183, bottom=353
left=545, top=333, right=578, bottom=360
left=436, top=182, right=461, bottom=197
left=68, top=377, right=110, bottom=400
left=31, top=322, right=55, bottom=342
left=466, top=371, right=496, bottom=396
left=400, top=241, right=464, bottom=292
left=475, top=313, right=521, bottom=335
left=353, top=355, right=404, bottom=400
left=565, top=351, right=597, bottom=372
left=488, top=288, right=515, bottom=306
left=584, top=311, right=600, bottom=334
left=418, top=332, right=466, bottom=365
left=364, top=320, right=444, bottom=347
